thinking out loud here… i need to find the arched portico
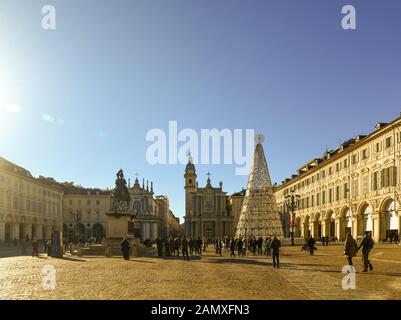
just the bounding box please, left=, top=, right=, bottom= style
left=380, top=198, right=400, bottom=242
left=301, top=215, right=311, bottom=239
left=312, top=213, right=322, bottom=238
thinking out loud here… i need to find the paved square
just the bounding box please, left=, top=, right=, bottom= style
left=1, top=244, right=401, bottom=300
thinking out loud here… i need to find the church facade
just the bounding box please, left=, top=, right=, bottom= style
left=184, top=157, right=244, bottom=238
left=184, top=159, right=232, bottom=238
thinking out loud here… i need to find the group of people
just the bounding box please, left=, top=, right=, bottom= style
left=116, top=231, right=376, bottom=273
left=152, top=235, right=283, bottom=268
left=343, top=232, right=375, bottom=272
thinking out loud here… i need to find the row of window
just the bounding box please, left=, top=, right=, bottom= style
left=284, top=135, right=399, bottom=195
left=69, top=211, right=101, bottom=221
left=67, top=199, right=102, bottom=206
left=0, top=194, right=60, bottom=216
left=286, top=167, right=397, bottom=210
left=0, top=175, right=60, bottom=199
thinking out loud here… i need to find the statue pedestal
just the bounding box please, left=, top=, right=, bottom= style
left=103, top=212, right=140, bottom=257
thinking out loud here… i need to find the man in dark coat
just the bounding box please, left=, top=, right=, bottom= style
left=271, top=236, right=281, bottom=268
left=121, top=238, right=130, bottom=260
left=230, top=238, right=236, bottom=257
left=357, top=232, right=374, bottom=272
left=344, top=233, right=357, bottom=266
left=156, top=238, right=163, bottom=257
left=237, top=238, right=243, bottom=257
left=181, top=236, right=189, bottom=261
left=32, top=238, right=39, bottom=257
left=307, top=236, right=316, bottom=255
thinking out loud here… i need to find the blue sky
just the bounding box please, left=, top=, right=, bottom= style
left=1, top=0, right=401, bottom=220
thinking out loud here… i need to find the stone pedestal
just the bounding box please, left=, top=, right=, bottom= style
left=103, top=212, right=140, bottom=257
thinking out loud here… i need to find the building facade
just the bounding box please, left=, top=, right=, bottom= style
left=62, top=186, right=110, bottom=241
left=0, top=157, right=63, bottom=243
left=0, top=156, right=179, bottom=243
left=61, top=177, right=180, bottom=241
left=275, top=114, right=401, bottom=243
left=184, top=158, right=233, bottom=238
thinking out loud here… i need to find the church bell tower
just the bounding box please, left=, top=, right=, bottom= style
left=184, top=154, right=197, bottom=218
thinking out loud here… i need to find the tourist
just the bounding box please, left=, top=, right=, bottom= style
left=181, top=236, right=189, bottom=261
left=325, top=236, right=329, bottom=246
left=230, top=238, right=236, bottom=257
left=120, top=237, right=130, bottom=260
left=307, top=236, right=316, bottom=255
left=344, top=233, right=357, bottom=266
left=32, top=238, right=39, bottom=257
left=257, top=237, right=263, bottom=255
left=237, top=237, right=243, bottom=257
left=265, top=237, right=271, bottom=257
left=169, top=237, right=175, bottom=256
left=46, top=239, right=52, bottom=256
left=156, top=238, right=163, bottom=257
left=243, top=237, right=248, bottom=256
left=216, top=237, right=222, bottom=255
left=175, top=237, right=181, bottom=256
left=271, top=236, right=281, bottom=268
left=165, top=238, right=171, bottom=256
left=357, top=232, right=374, bottom=272
left=196, top=237, right=203, bottom=256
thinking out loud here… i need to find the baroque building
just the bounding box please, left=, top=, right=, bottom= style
left=184, top=157, right=233, bottom=238
left=0, top=157, right=63, bottom=243
left=60, top=176, right=180, bottom=241
left=274, top=113, right=401, bottom=243
left=0, top=156, right=179, bottom=243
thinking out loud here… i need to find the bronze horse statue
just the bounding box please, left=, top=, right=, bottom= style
left=112, top=169, right=131, bottom=212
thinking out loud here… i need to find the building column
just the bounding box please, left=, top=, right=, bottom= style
left=352, top=218, right=358, bottom=239
left=300, top=223, right=305, bottom=239
left=0, top=222, right=5, bottom=242
left=335, top=218, right=341, bottom=241
left=372, top=214, right=380, bottom=243
left=321, top=220, right=327, bottom=237
left=380, top=213, right=387, bottom=241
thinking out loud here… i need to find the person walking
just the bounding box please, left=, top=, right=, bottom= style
left=307, top=236, right=316, bottom=255
left=265, top=237, right=271, bottom=257
left=32, top=238, right=39, bottom=257
left=181, top=236, right=190, bottom=261
left=357, top=232, right=374, bottom=272
left=257, top=237, right=263, bottom=255
left=216, top=238, right=222, bottom=256
left=237, top=238, right=243, bottom=257
left=243, top=237, right=248, bottom=256
left=121, top=237, right=130, bottom=260
left=156, top=238, right=163, bottom=257
left=271, top=236, right=281, bottom=268
left=230, top=238, right=236, bottom=257
left=344, top=233, right=357, bottom=266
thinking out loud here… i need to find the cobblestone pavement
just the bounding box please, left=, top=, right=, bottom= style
left=1, top=243, right=401, bottom=300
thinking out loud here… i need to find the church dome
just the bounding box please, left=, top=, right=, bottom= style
left=185, top=153, right=196, bottom=171
left=185, top=161, right=195, bottom=171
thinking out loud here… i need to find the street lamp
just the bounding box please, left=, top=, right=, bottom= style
left=285, top=189, right=301, bottom=246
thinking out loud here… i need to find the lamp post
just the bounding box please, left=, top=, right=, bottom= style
left=285, top=190, right=300, bottom=246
